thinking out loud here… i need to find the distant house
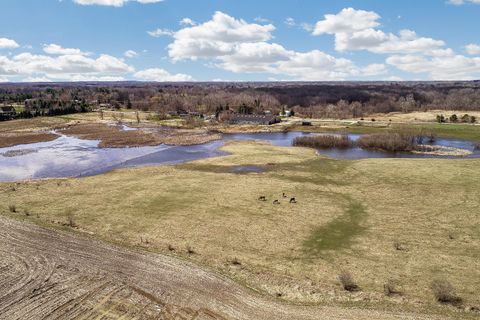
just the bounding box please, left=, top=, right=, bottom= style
left=230, top=114, right=280, bottom=125
left=98, top=103, right=113, bottom=109
left=168, top=108, right=203, bottom=118
left=0, top=106, right=16, bottom=119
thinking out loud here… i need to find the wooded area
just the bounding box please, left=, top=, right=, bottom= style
left=1, top=81, right=480, bottom=120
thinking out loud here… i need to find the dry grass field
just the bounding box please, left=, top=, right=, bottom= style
left=2, top=140, right=479, bottom=319
left=364, top=110, right=480, bottom=123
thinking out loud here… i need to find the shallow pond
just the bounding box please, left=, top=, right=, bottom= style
left=0, top=131, right=478, bottom=181
left=224, top=132, right=480, bottom=160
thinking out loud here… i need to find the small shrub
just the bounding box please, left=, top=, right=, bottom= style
left=65, top=212, right=77, bottom=228
left=168, top=244, right=176, bottom=252
left=431, top=280, right=462, bottom=305
left=230, top=257, right=242, bottom=266
left=461, top=114, right=470, bottom=123
left=338, top=271, right=359, bottom=292
left=384, top=279, right=402, bottom=296
left=293, top=134, right=353, bottom=149
left=393, top=241, right=408, bottom=251
left=186, top=245, right=196, bottom=254
left=23, top=209, right=31, bottom=217
left=135, top=111, right=141, bottom=124
left=184, top=116, right=204, bottom=128
left=8, top=204, right=16, bottom=213
left=470, top=115, right=476, bottom=123
left=449, top=114, right=458, bottom=123
left=112, top=112, right=124, bottom=123
left=436, top=114, right=445, bottom=123
left=146, top=113, right=168, bottom=121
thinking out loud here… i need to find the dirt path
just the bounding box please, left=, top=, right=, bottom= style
left=0, top=217, right=452, bottom=320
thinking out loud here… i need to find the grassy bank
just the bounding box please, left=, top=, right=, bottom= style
left=1, top=140, right=479, bottom=318
left=293, top=122, right=480, bottom=142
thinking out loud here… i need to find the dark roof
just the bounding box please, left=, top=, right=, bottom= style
left=231, top=114, right=278, bottom=124
left=0, top=106, right=16, bottom=113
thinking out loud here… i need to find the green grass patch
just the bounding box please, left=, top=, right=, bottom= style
left=295, top=122, right=480, bottom=142
left=303, top=198, right=367, bottom=255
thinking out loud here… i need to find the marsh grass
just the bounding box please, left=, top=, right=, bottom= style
left=293, top=134, right=353, bottom=149
left=357, top=132, right=419, bottom=152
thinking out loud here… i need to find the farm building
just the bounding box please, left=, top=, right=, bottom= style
left=230, top=114, right=280, bottom=125
left=0, top=106, right=16, bottom=119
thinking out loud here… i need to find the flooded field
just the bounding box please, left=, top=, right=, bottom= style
left=1, top=131, right=479, bottom=181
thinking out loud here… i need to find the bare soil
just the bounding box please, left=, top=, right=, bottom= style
left=0, top=132, right=58, bottom=148
left=59, top=123, right=221, bottom=148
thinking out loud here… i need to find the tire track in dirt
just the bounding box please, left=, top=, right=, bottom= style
left=0, top=216, right=454, bottom=320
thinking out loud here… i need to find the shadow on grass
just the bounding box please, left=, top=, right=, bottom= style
left=303, top=198, right=367, bottom=255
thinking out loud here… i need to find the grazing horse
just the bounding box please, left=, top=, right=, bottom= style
left=258, top=196, right=266, bottom=201
left=273, top=200, right=280, bottom=205
left=290, top=197, right=297, bottom=204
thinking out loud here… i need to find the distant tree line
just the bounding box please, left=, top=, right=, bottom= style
left=1, top=81, right=480, bottom=120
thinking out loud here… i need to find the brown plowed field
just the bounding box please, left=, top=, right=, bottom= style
left=0, top=216, right=456, bottom=320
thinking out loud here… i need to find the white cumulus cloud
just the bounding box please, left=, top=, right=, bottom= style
left=386, top=54, right=480, bottom=80
left=124, top=50, right=138, bottom=58
left=0, top=38, right=20, bottom=49
left=147, top=28, right=174, bottom=38
left=162, top=12, right=386, bottom=80
left=72, top=0, right=162, bottom=6
left=465, top=44, right=480, bottom=55
left=312, top=8, right=445, bottom=55
left=168, top=11, right=275, bottom=61
left=447, top=0, right=480, bottom=5
left=0, top=47, right=134, bottom=81
left=43, top=43, right=89, bottom=55
left=133, top=68, right=193, bottom=81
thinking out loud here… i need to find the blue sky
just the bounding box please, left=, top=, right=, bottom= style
left=0, top=0, right=479, bottom=82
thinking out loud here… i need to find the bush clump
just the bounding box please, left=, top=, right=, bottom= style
left=357, top=131, right=427, bottom=153
left=8, top=204, right=16, bottom=213
left=293, top=134, right=353, bottom=149
left=146, top=113, right=168, bottom=121
left=384, top=279, right=402, bottom=296
left=431, top=280, right=462, bottom=306
left=338, top=271, right=360, bottom=292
